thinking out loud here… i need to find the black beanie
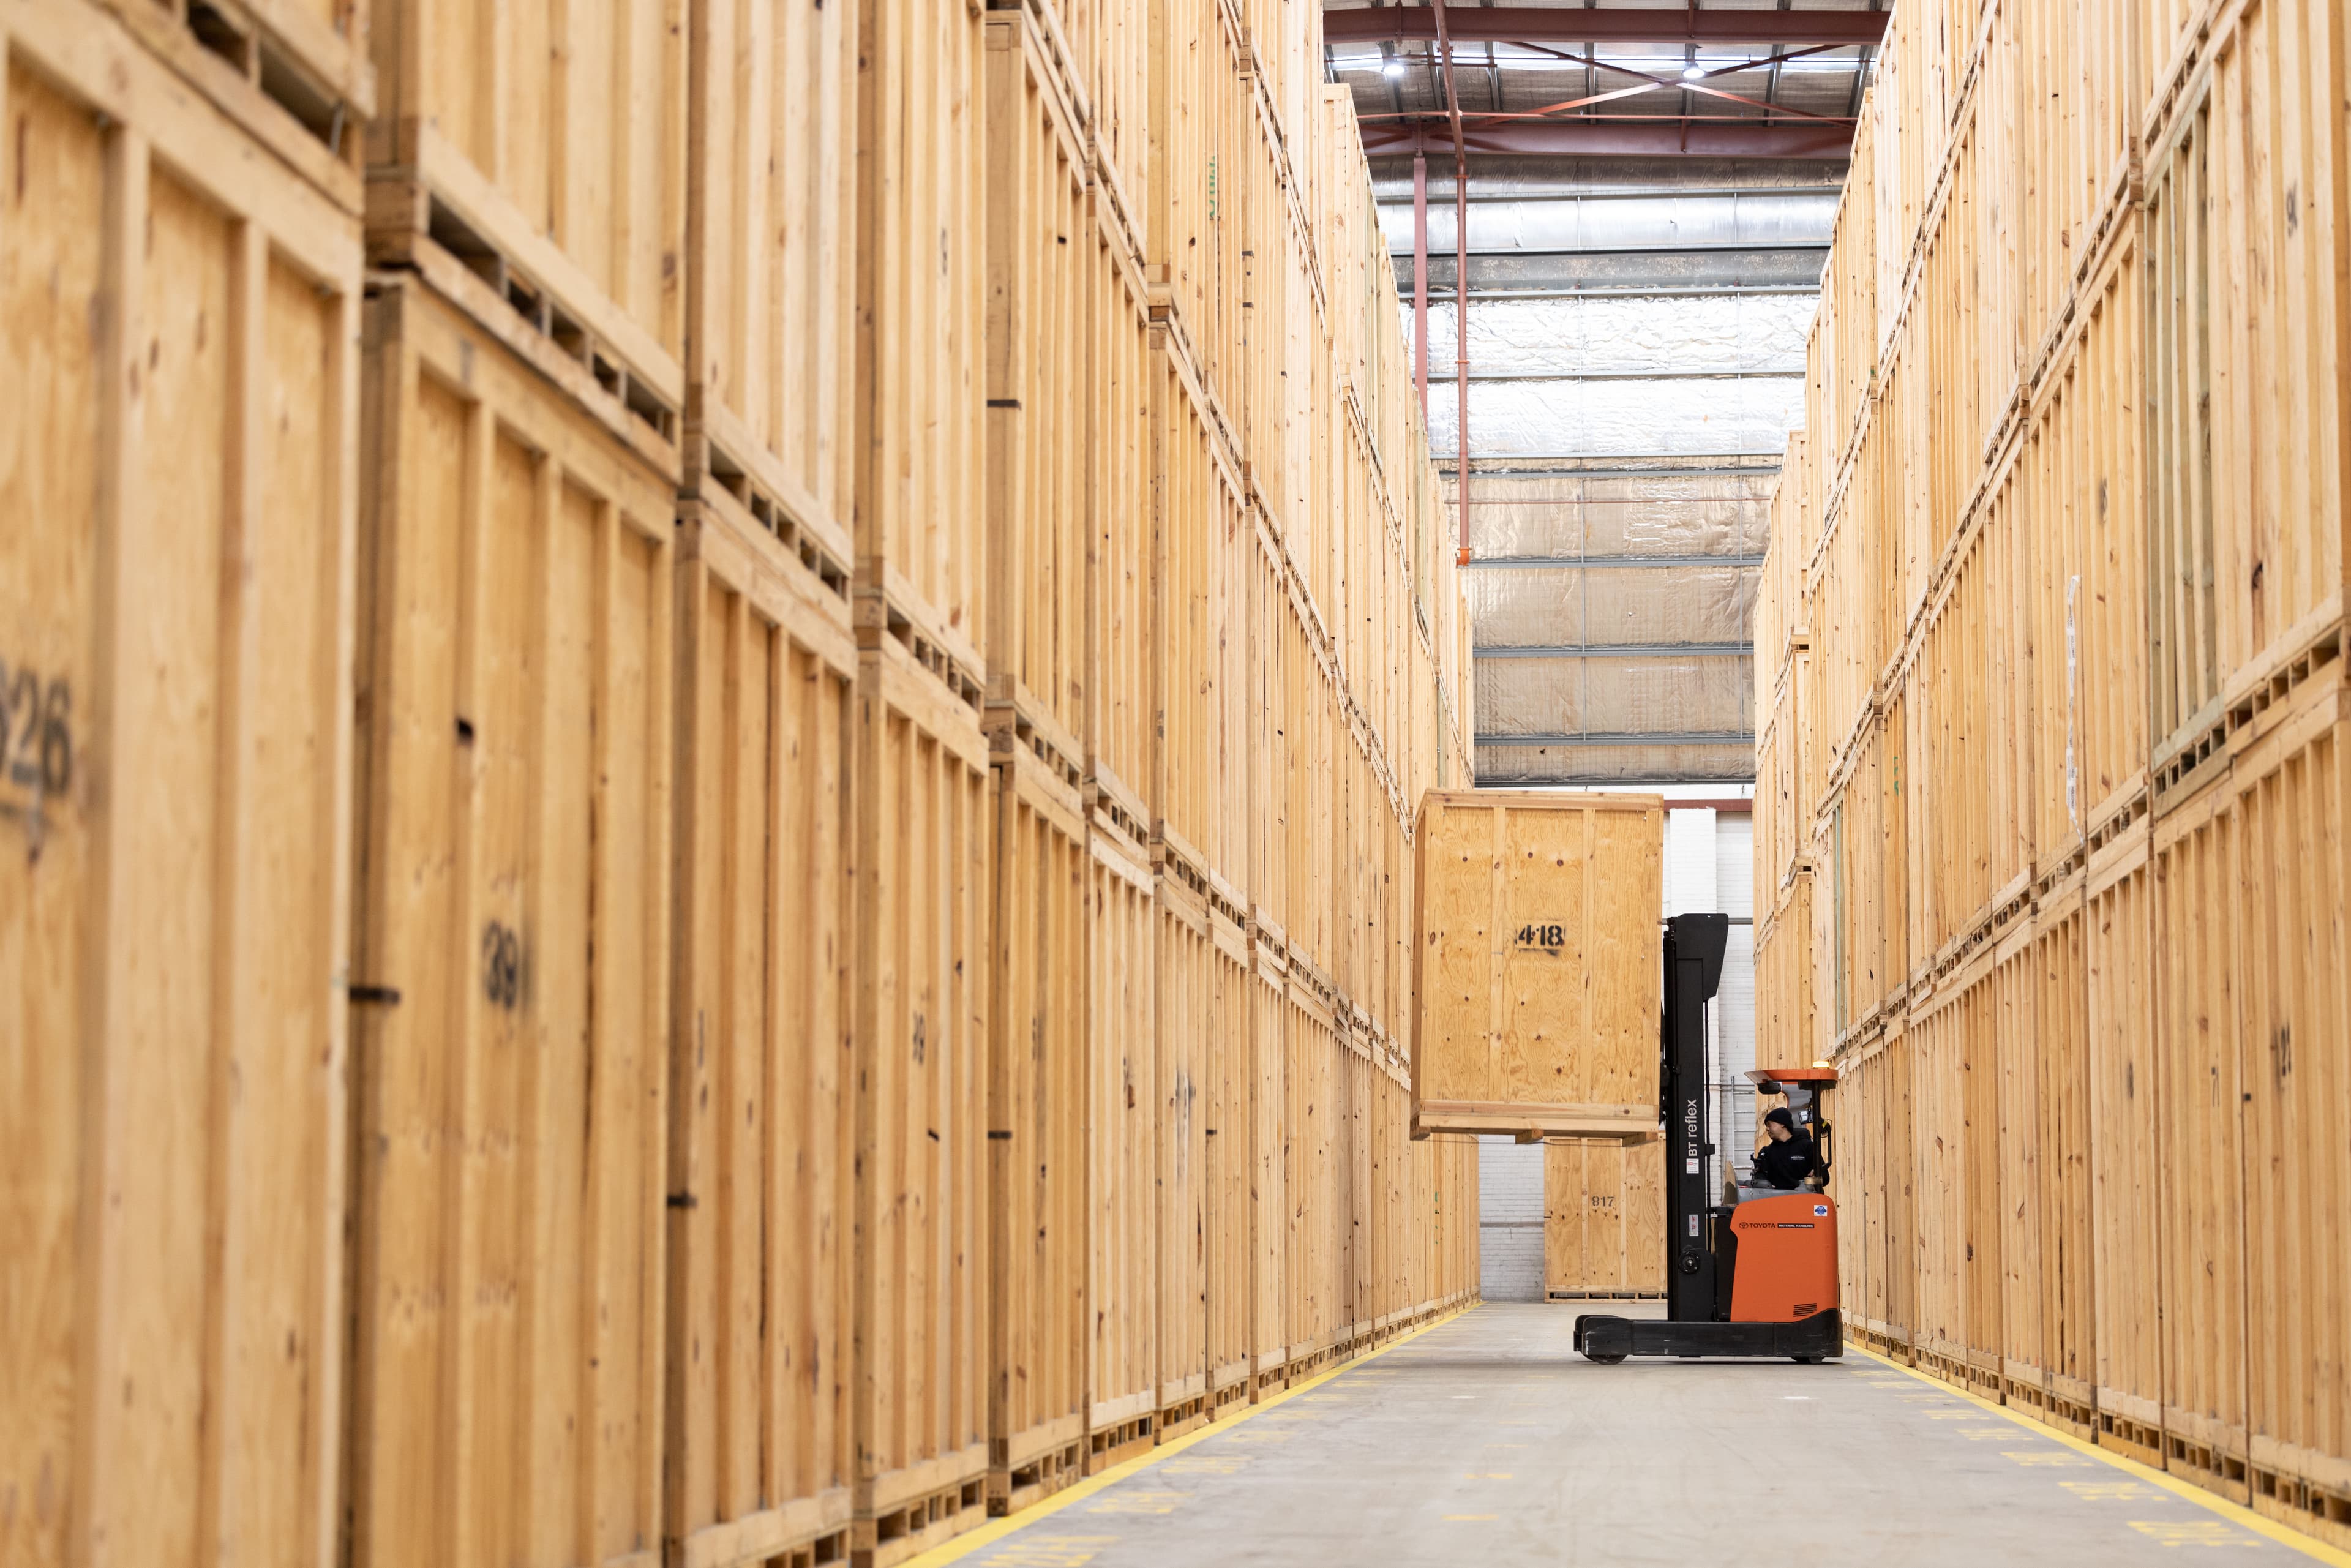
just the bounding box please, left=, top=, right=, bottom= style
left=1764, top=1108, right=1796, bottom=1131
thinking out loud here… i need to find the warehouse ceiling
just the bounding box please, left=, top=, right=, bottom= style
left=1324, top=1, right=1879, bottom=784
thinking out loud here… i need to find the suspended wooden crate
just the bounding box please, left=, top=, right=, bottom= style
left=680, top=0, right=855, bottom=578
left=348, top=274, right=675, bottom=1568
left=853, top=0, right=988, bottom=689
left=1409, top=792, right=1665, bottom=1141
left=0, top=10, right=361, bottom=1559
left=984, top=734, right=1086, bottom=1516
left=1084, top=827, right=1159, bottom=1470
left=365, top=0, right=688, bottom=459
left=1543, top=1142, right=1664, bottom=1300
left=1146, top=0, right=1248, bottom=433
left=664, top=492, right=858, bottom=1568
left=852, top=645, right=992, bottom=1565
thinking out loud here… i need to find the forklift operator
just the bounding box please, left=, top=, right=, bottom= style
left=1751, top=1108, right=1824, bottom=1191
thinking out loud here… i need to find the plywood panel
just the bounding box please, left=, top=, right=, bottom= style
left=1086, top=836, right=1159, bottom=1444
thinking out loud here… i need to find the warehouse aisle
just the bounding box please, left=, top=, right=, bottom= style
left=923, top=1305, right=2328, bottom=1568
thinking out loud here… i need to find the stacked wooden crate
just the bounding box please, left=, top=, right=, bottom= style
left=1, top=1, right=1477, bottom=1567
left=1, top=0, right=368, bottom=1560
left=1756, top=0, right=2351, bottom=1544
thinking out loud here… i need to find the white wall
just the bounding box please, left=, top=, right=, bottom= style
left=1478, top=1139, right=1547, bottom=1302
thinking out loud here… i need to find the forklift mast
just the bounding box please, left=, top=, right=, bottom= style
left=1661, top=913, right=1730, bottom=1322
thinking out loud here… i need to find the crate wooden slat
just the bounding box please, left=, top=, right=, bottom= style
left=664, top=492, right=858, bottom=1568
left=1150, top=863, right=1213, bottom=1438
left=0, top=7, right=362, bottom=1558
left=348, top=274, right=674, bottom=1568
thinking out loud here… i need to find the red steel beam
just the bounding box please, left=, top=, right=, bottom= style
left=1324, top=6, right=1889, bottom=48
left=1434, top=0, right=1472, bottom=563
left=1358, top=118, right=1856, bottom=158
left=1414, top=152, right=1430, bottom=420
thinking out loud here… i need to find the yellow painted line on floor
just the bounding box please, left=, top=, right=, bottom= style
left=1851, top=1342, right=2351, bottom=1566
left=899, top=1304, right=1483, bottom=1568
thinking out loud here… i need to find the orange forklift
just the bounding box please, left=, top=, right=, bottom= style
left=1573, top=913, right=1843, bottom=1364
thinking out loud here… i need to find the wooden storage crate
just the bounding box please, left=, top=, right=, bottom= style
left=983, top=10, right=1089, bottom=760
left=1024, top=0, right=1147, bottom=247
left=1284, top=972, right=1341, bottom=1370
left=1989, top=926, right=2047, bottom=1405
left=2153, top=776, right=2255, bottom=1499
left=1087, top=194, right=1155, bottom=820
left=2029, top=893, right=2097, bottom=1434
left=1245, top=941, right=1290, bottom=1384
left=1150, top=855, right=1213, bottom=1439
left=1543, top=1141, right=1664, bottom=1299
left=1084, top=826, right=1160, bottom=1469
left=1152, top=331, right=1251, bottom=890
left=1756, top=871, right=1817, bottom=1071
left=2146, top=0, right=2351, bottom=808
left=1905, top=951, right=1994, bottom=1389
left=1202, top=903, right=1256, bottom=1414
left=0, top=10, right=361, bottom=1559
left=852, top=643, right=992, bottom=1564
left=348, top=274, right=674, bottom=1568
left=365, top=0, right=688, bottom=451
left=1409, top=792, right=1665, bottom=1141
left=853, top=0, right=987, bottom=687
left=2226, top=673, right=2351, bottom=1544
left=2086, top=825, right=2165, bottom=1465
left=664, top=492, right=858, bottom=1568
left=984, top=733, right=1086, bottom=1516
left=680, top=0, right=855, bottom=577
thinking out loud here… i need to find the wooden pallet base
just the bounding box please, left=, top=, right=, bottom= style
left=2252, top=1469, right=2351, bottom=1551
left=1155, top=1392, right=1210, bottom=1444
left=853, top=1481, right=986, bottom=1568
left=1085, top=1414, right=1157, bottom=1474
left=2162, top=1436, right=2252, bottom=1505
left=988, top=1439, right=1084, bottom=1517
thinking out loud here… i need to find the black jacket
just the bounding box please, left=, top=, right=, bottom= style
left=1752, top=1131, right=1821, bottom=1191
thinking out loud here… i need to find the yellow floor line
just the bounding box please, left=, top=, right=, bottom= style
left=1850, top=1342, right=2351, bottom=1566
left=898, top=1303, right=1485, bottom=1568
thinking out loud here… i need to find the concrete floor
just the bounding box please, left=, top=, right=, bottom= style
left=940, top=1304, right=2320, bottom=1567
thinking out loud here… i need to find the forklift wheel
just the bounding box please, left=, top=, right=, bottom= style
left=1792, top=1354, right=1824, bottom=1364
left=1588, top=1352, right=1628, bottom=1365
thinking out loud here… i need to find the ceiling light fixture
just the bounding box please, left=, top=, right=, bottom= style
left=1682, top=64, right=1706, bottom=80
left=1384, top=56, right=1408, bottom=78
